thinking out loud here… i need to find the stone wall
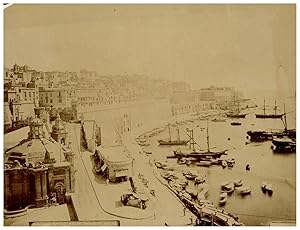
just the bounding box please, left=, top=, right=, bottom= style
left=79, top=99, right=171, bottom=146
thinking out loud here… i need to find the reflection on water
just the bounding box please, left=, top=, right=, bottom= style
left=143, top=98, right=296, bottom=226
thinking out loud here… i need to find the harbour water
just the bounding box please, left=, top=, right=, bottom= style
left=141, top=98, right=296, bottom=226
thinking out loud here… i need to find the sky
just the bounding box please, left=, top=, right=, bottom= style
left=4, top=4, right=296, bottom=97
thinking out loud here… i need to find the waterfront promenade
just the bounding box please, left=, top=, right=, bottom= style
left=67, top=122, right=195, bottom=226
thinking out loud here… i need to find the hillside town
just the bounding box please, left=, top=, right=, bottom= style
left=4, top=4, right=296, bottom=227
left=4, top=63, right=245, bottom=135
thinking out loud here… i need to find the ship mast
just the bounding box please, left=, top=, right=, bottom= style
left=168, top=123, right=171, bottom=142
left=284, top=104, right=287, bottom=130
left=176, top=126, right=180, bottom=141
left=206, top=119, right=210, bottom=152
left=274, top=99, right=278, bottom=116
left=263, top=98, right=266, bottom=116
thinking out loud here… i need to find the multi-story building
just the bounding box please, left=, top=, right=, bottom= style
left=4, top=85, right=36, bottom=122
left=39, top=88, right=70, bottom=109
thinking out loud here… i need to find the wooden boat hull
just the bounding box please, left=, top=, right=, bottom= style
left=226, top=113, right=247, bottom=118
left=255, top=114, right=284, bottom=119
left=158, top=140, right=188, bottom=145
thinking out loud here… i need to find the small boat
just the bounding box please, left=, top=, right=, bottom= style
left=219, top=192, right=228, bottom=199
left=226, top=158, right=235, bottom=165
left=158, top=124, right=188, bottom=146
left=194, top=176, right=206, bottom=184
left=219, top=196, right=227, bottom=206
left=261, top=182, right=267, bottom=193
left=265, top=184, right=274, bottom=195
left=139, top=142, right=150, bottom=146
left=222, top=160, right=227, bottom=168
left=155, top=161, right=168, bottom=169
left=234, top=179, right=243, bottom=187
left=212, top=118, right=226, bottom=122
left=221, top=182, right=235, bottom=194
left=231, top=122, right=241, bottom=126
left=178, top=158, right=187, bottom=165
left=221, top=181, right=231, bottom=189
left=246, top=163, right=251, bottom=171
left=237, top=186, right=251, bottom=195
left=186, top=160, right=192, bottom=166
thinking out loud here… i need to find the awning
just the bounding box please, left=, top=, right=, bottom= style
left=115, top=169, right=128, bottom=177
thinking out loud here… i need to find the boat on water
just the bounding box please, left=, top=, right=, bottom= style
left=183, top=173, right=197, bottom=180
left=194, top=175, right=206, bottom=184
left=236, top=186, right=251, bottom=195
left=265, top=184, right=274, bottom=195
left=226, top=158, right=235, bottom=167
left=221, top=182, right=235, bottom=194
left=221, top=160, right=227, bottom=168
left=173, top=121, right=228, bottom=161
left=225, top=95, right=248, bottom=118
left=158, top=124, right=188, bottom=146
left=255, top=99, right=285, bottom=119
left=219, top=196, right=227, bottom=206
left=272, top=137, right=296, bottom=152
left=212, top=118, right=226, bottom=122
left=234, top=179, right=243, bottom=187
left=226, top=113, right=247, bottom=118
left=247, top=107, right=296, bottom=142
left=178, top=158, right=187, bottom=165
left=231, top=122, right=241, bottom=126
left=219, top=192, right=228, bottom=199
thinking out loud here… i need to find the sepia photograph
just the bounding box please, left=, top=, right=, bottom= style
left=3, top=3, right=296, bottom=227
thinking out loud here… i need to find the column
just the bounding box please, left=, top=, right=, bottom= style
left=35, top=172, right=42, bottom=200
left=41, top=171, right=48, bottom=199
left=65, top=167, right=70, bottom=192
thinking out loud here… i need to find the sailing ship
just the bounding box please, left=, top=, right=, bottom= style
left=255, top=99, right=285, bottom=119
left=247, top=104, right=296, bottom=142
left=158, top=124, right=188, bottom=145
left=225, top=95, right=248, bottom=118
left=174, top=120, right=228, bottom=159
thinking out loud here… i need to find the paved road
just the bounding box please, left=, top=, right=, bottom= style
left=122, top=133, right=196, bottom=226
left=67, top=123, right=159, bottom=226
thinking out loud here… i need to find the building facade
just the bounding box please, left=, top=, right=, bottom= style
left=4, top=116, right=75, bottom=211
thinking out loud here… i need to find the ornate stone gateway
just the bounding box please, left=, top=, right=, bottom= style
left=54, top=182, right=66, bottom=205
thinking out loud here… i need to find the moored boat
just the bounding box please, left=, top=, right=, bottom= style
left=237, top=186, right=251, bottom=195
left=265, top=184, right=274, bottom=195
left=234, top=179, right=243, bottom=187
left=158, top=124, right=188, bottom=146
left=194, top=175, right=206, bottom=184
left=219, top=196, right=227, bottom=206
left=231, top=122, right=241, bottom=126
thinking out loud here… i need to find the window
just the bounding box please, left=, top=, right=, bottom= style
left=58, top=98, right=62, bottom=103
left=50, top=99, right=53, bottom=103
left=29, top=92, right=31, bottom=98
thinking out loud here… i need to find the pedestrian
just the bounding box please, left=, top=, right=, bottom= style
left=106, top=178, right=109, bottom=184
left=183, top=207, right=186, bottom=216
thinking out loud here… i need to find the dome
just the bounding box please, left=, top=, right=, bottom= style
left=5, top=137, right=66, bottom=165
left=52, top=114, right=67, bottom=133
